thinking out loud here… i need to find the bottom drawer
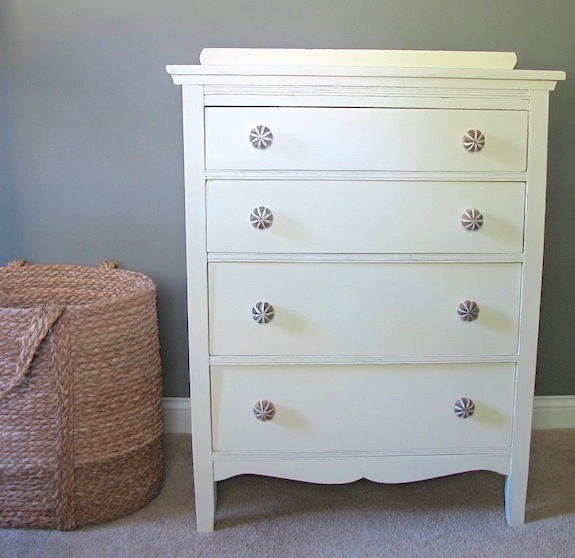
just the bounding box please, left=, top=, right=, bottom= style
left=211, top=364, right=515, bottom=452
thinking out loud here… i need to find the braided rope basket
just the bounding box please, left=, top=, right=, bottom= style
left=0, top=260, right=163, bottom=530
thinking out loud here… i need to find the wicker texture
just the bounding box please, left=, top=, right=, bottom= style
left=0, top=260, right=164, bottom=530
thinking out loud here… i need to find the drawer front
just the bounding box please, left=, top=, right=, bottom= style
left=205, top=108, right=527, bottom=172
left=207, top=181, right=525, bottom=254
left=211, top=364, right=515, bottom=451
left=209, top=263, right=521, bottom=356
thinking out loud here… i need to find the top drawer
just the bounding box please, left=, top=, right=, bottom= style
left=205, top=108, right=528, bottom=172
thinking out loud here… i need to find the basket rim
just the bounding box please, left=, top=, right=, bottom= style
left=1, top=261, right=150, bottom=274
left=0, top=263, right=156, bottom=310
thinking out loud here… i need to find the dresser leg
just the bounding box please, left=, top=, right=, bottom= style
left=504, top=472, right=527, bottom=526
left=194, top=479, right=217, bottom=532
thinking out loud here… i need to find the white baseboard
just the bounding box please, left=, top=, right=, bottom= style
left=163, top=397, right=191, bottom=434
left=532, top=396, right=575, bottom=429
left=162, top=395, right=575, bottom=434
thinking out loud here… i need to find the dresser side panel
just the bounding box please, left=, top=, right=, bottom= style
left=182, top=85, right=215, bottom=531
left=505, top=89, right=551, bottom=526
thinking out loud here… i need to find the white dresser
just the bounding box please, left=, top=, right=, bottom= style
left=167, top=49, right=565, bottom=531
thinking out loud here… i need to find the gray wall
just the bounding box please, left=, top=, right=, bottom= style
left=1, top=1, right=574, bottom=397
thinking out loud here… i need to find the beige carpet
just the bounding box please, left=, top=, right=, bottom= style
left=1, top=429, right=574, bottom=557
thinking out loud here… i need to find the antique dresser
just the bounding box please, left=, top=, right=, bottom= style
left=167, top=49, right=564, bottom=531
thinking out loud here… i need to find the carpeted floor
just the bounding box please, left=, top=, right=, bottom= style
left=1, top=429, right=574, bottom=558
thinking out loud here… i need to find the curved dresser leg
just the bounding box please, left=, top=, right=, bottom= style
left=504, top=471, right=527, bottom=526
left=194, top=478, right=217, bottom=532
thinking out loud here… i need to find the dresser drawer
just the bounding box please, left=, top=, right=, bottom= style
left=209, top=263, right=521, bottom=356
left=207, top=181, right=525, bottom=254
left=205, top=108, right=527, bottom=172
left=211, top=364, right=515, bottom=451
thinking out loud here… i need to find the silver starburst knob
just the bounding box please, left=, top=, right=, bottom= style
left=461, top=208, right=484, bottom=231
left=458, top=300, right=480, bottom=322
left=254, top=400, right=276, bottom=421
left=252, top=302, right=275, bottom=324
left=463, top=129, right=485, bottom=152
left=250, top=206, right=274, bottom=229
left=454, top=397, right=475, bottom=418
left=250, top=125, right=273, bottom=149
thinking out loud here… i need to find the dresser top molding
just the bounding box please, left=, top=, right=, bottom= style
left=167, top=48, right=565, bottom=88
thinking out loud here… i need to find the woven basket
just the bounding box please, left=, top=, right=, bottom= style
left=0, top=260, right=163, bottom=530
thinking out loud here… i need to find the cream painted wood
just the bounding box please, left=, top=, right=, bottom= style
left=205, top=108, right=527, bottom=172
left=167, top=49, right=564, bottom=531
left=181, top=86, right=216, bottom=533
left=168, top=65, right=564, bottom=87
left=211, top=364, right=516, bottom=452
left=208, top=262, right=521, bottom=356
left=200, top=49, right=518, bottom=69
left=203, top=92, right=530, bottom=111
left=213, top=453, right=513, bottom=484
left=504, top=90, right=552, bottom=527
left=207, top=181, right=526, bottom=254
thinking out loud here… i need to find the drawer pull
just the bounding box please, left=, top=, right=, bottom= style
left=250, top=125, right=273, bottom=149
left=250, top=206, right=274, bottom=229
left=454, top=397, right=475, bottom=419
left=463, top=129, right=485, bottom=152
left=253, top=400, right=276, bottom=421
left=461, top=208, right=483, bottom=231
left=252, top=301, right=275, bottom=324
left=458, top=300, right=480, bottom=322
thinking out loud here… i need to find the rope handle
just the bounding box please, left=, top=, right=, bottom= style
left=99, top=260, right=118, bottom=270
left=7, top=260, right=28, bottom=268
left=0, top=305, right=64, bottom=401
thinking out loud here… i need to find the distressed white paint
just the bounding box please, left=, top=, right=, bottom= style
left=208, top=262, right=522, bottom=357
left=199, top=48, right=519, bottom=69
left=207, top=181, right=526, bottom=254
left=213, top=453, right=513, bottom=484
left=205, top=108, right=528, bottom=172
left=211, top=364, right=516, bottom=451
left=167, top=50, right=565, bottom=531
left=181, top=85, right=215, bottom=533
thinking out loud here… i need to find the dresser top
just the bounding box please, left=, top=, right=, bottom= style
left=198, top=49, right=519, bottom=69
left=167, top=48, right=565, bottom=88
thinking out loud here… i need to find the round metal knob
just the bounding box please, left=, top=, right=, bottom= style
left=250, top=206, right=274, bottom=229
left=454, top=397, right=475, bottom=418
left=461, top=208, right=483, bottom=231
left=254, top=400, right=276, bottom=421
left=252, top=302, right=275, bottom=324
left=250, top=125, right=273, bottom=149
left=463, top=129, right=485, bottom=152
left=458, top=300, right=480, bottom=322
